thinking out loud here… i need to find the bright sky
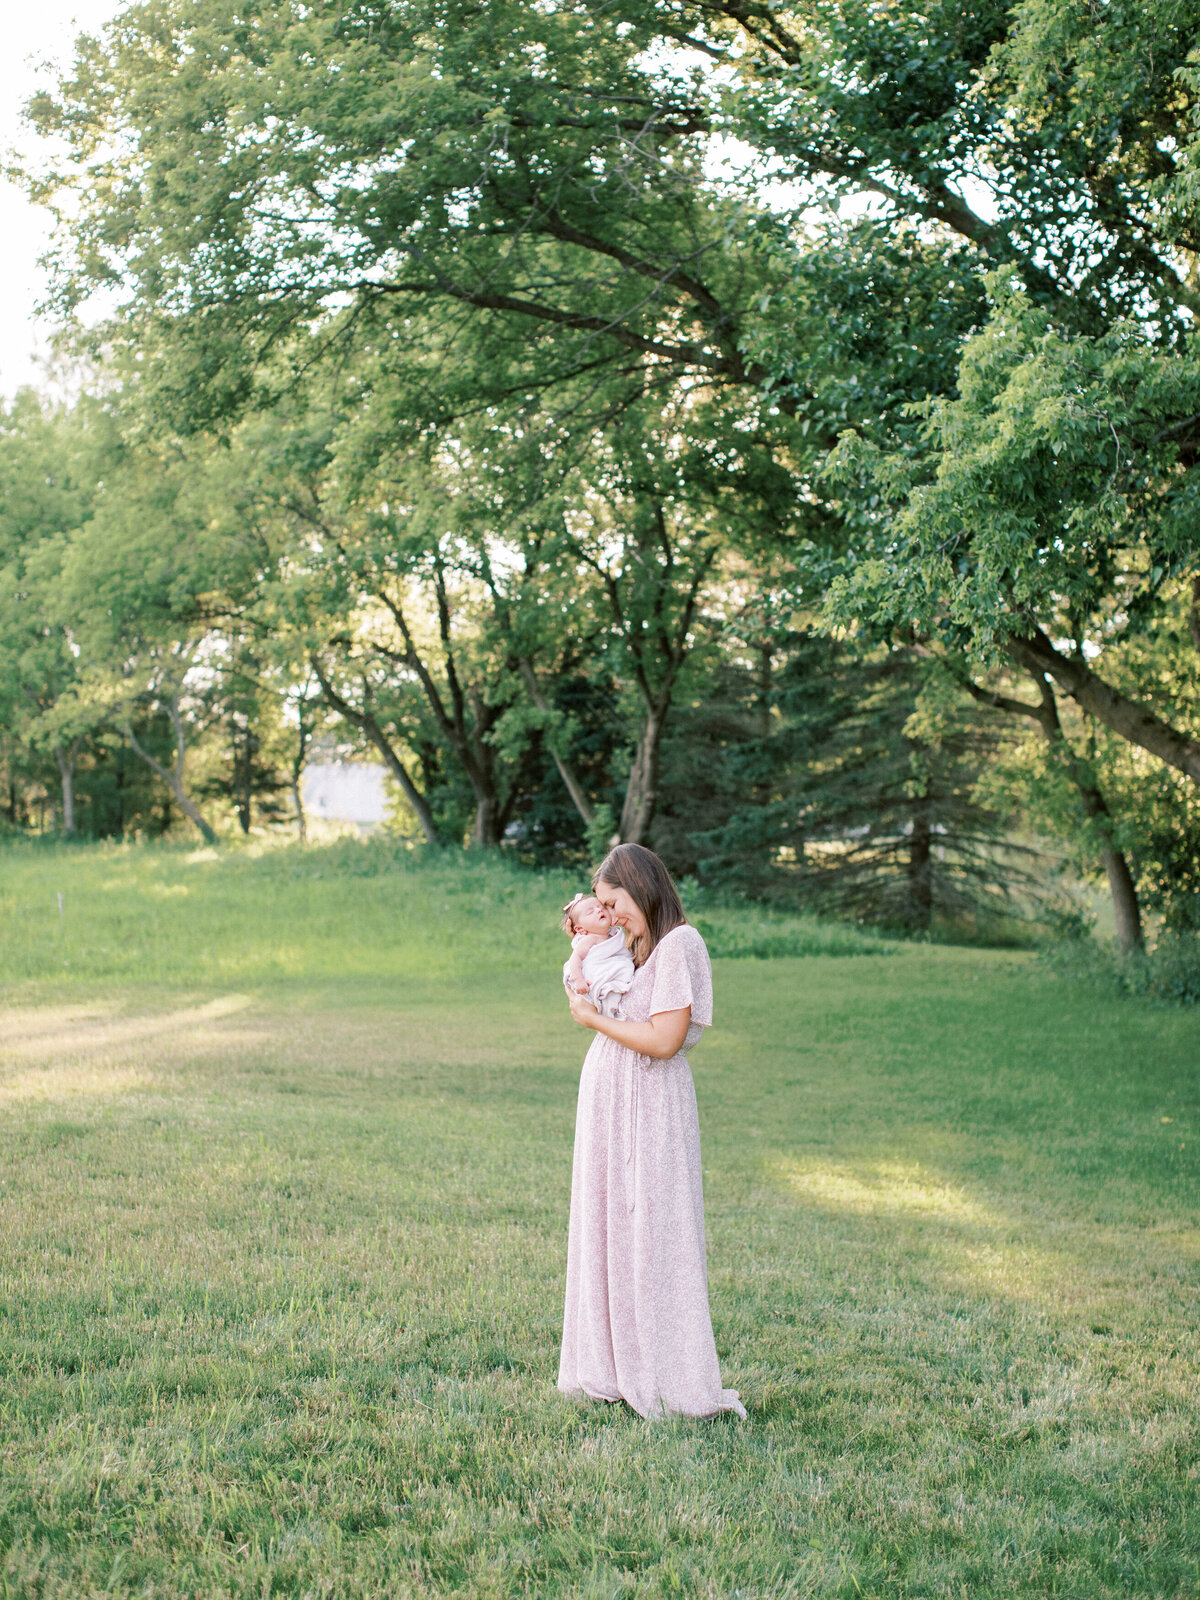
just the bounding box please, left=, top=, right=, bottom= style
left=0, top=0, right=121, bottom=396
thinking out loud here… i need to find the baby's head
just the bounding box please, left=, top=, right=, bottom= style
left=561, top=893, right=612, bottom=937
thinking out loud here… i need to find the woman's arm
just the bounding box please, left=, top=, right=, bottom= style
left=567, top=989, right=691, bottom=1059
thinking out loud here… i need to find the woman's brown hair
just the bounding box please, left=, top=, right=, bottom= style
left=592, top=843, right=686, bottom=967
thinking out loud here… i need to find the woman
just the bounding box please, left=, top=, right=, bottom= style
left=558, top=842, right=746, bottom=1420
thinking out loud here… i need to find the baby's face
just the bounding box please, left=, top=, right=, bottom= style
left=573, top=898, right=612, bottom=935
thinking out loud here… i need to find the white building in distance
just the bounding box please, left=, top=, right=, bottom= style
left=300, top=761, right=389, bottom=829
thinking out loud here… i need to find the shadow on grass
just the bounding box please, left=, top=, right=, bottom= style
left=757, top=1148, right=1198, bottom=1312
left=0, top=993, right=266, bottom=1104
left=737, top=1144, right=1199, bottom=1469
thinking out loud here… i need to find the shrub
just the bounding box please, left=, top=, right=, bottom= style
left=1043, top=930, right=1200, bottom=1007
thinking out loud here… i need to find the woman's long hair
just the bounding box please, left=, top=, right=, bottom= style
left=592, top=843, right=686, bottom=968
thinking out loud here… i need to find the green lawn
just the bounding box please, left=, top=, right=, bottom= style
left=1, top=839, right=1198, bottom=1599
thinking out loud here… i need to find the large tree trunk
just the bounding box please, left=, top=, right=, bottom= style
left=1098, top=838, right=1143, bottom=957
left=619, top=706, right=665, bottom=845
left=459, top=736, right=503, bottom=849
left=964, top=666, right=1144, bottom=953
left=54, top=742, right=79, bottom=836
left=906, top=800, right=934, bottom=931
left=1007, top=629, right=1200, bottom=785
left=1029, top=680, right=1144, bottom=955
left=1051, top=750, right=1144, bottom=955
left=123, top=708, right=218, bottom=846
left=463, top=718, right=504, bottom=849
left=470, top=792, right=502, bottom=849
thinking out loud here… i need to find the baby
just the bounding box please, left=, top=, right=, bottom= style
left=561, top=893, right=635, bottom=1018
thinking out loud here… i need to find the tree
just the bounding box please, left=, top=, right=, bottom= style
left=962, top=582, right=1200, bottom=945
left=252, top=418, right=519, bottom=848
left=436, top=368, right=802, bottom=844
left=29, top=0, right=1200, bottom=921
left=0, top=393, right=106, bottom=834
left=58, top=429, right=274, bottom=845
left=957, top=667, right=1145, bottom=954
left=675, top=625, right=1049, bottom=933
left=31, top=0, right=772, bottom=434
left=196, top=636, right=296, bottom=835
left=827, top=276, right=1200, bottom=768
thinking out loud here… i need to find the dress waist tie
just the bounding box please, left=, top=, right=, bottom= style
left=624, top=1055, right=644, bottom=1215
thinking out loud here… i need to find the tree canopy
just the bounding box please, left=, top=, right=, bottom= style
left=5, top=0, right=1199, bottom=946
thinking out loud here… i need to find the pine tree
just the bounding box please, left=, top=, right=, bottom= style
left=666, top=634, right=1050, bottom=935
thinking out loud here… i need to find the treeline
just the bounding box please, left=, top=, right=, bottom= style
left=0, top=387, right=1032, bottom=937
left=5, top=0, right=1200, bottom=948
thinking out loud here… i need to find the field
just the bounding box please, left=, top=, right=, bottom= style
left=1, top=839, right=1198, bottom=1599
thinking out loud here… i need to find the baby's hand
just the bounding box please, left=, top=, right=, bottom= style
left=572, top=979, right=590, bottom=994
left=568, top=989, right=600, bottom=1027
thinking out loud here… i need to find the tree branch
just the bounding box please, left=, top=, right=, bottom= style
left=363, top=275, right=725, bottom=374
left=371, top=585, right=458, bottom=745
left=1006, top=626, right=1200, bottom=784
left=308, top=654, right=440, bottom=846
left=517, top=659, right=596, bottom=828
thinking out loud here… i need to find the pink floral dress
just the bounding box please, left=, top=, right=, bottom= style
left=557, top=923, right=746, bottom=1419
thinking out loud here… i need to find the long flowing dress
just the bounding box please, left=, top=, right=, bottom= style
left=557, top=923, right=746, bottom=1420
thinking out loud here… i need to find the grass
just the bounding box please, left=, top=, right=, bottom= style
left=1, top=836, right=1198, bottom=1599
left=0, top=836, right=888, bottom=994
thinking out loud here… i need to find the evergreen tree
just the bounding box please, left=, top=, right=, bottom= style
left=676, top=634, right=1050, bottom=934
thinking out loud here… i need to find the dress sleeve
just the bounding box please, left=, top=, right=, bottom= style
left=648, top=926, right=713, bottom=1026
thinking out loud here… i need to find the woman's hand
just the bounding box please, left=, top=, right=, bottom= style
left=568, top=990, right=600, bottom=1028
left=569, top=1004, right=692, bottom=1059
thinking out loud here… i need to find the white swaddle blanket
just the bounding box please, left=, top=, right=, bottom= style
left=564, top=926, right=635, bottom=1018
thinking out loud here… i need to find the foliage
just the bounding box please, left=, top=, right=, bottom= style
left=1043, top=929, right=1200, bottom=1008
left=657, top=629, right=1061, bottom=938
left=9, top=0, right=1200, bottom=933
left=824, top=276, right=1200, bottom=662
left=0, top=394, right=108, bottom=823
left=30, top=0, right=762, bottom=429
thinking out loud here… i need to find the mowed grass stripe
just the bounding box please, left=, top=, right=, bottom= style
left=0, top=841, right=1197, bottom=1597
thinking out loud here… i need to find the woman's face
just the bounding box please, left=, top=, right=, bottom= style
left=594, top=878, right=647, bottom=941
